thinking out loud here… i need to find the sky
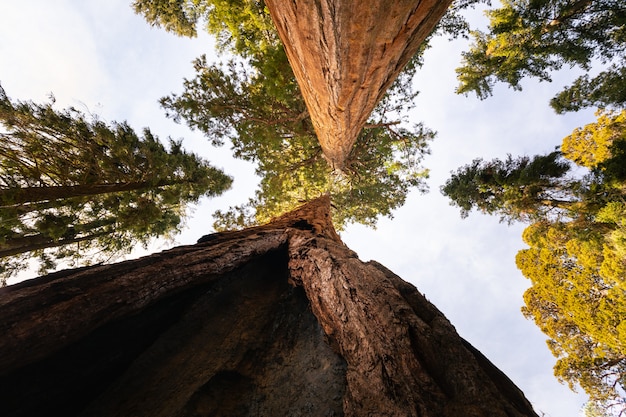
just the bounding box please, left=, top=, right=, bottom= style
left=0, top=1, right=601, bottom=415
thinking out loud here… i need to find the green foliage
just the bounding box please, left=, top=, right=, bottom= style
left=0, top=85, right=232, bottom=283
left=132, top=0, right=206, bottom=37
left=212, top=123, right=432, bottom=231
left=583, top=401, right=619, bottom=417
left=517, top=220, right=626, bottom=411
left=441, top=151, right=575, bottom=222
left=133, top=0, right=278, bottom=56
left=444, top=110, right=626, bottom=411
left=443, top=111, right=626, bottom=223
left=561, top=109, right=626, bottom=188
left=456, top=0, right=626, bottom=112
left=561, top=110, right=626, bottom=169
left=163, top=54, right=432, bottom=229
left=551, top=66, right=626, bottom=114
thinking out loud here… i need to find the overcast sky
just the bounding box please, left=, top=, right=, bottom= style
left=0, top=1, right=600, bottom=415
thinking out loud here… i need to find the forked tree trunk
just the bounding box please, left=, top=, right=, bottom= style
left=264, top=0, right=454, bottom=170
left=0, top=196, right=538, bottom=417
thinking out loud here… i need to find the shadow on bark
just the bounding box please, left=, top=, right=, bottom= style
left=0, top=196, right=538, bottom=417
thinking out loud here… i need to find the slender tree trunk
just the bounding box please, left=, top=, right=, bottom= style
left=0, top=179, right=189, bottom=206
left=0, top=216, right=118, bottom=258
left=0, top=230, right=110, bottom=258
left=0, top=196, right=539, bottom=417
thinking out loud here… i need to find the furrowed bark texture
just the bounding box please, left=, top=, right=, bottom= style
left=0, top=197, right=538, bottom=416
left=288, top=232, right=537, bottom=416
left=264, top=0, right=454, bottom=170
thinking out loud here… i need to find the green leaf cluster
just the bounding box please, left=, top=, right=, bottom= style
left=0, top=85, right=232, bottom=283
left=441, top=151, right=576, bottom=223
left=133, top=0, right=279, bottom=57
left=456, top=0, right=626, bottom=112
left=518, top=219, right=626, bottom=410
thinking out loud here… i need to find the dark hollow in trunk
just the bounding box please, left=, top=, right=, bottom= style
left=0, top=196, right=539, bottom=417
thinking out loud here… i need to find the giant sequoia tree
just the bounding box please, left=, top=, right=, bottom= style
left=0, top=196, right=540, bottom=417
left=135, top=0, right=435, bottom=229
left=0, top=86, right=232, bottom=283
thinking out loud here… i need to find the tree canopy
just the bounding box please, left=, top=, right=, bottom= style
left=518, top=220, right=626, bottom=413
left=0, top=85, right=232, bottom=283
left=135, top=0, right=433, bottom=229
left=455, top=0, right=626, bottom=113
left=443, top=110, right=626, bottom=412
left=448, top=2, right=626, bottom=405
left=441, top=151, right=575, bottom=223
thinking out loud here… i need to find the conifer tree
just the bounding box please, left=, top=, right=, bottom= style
left=0, top=85, right=232, bottom=283
left=135, top=0, right=433, bottom=228
left=455, top=0, right=626, bottom=113
left=443, top=110, right=626, bottom=412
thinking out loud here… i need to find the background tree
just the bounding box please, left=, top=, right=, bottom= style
left=440, top=151, right=580, bottom=222
left=443, top=111, right=626, bottom=223
left=443, top=111, right=626, bottom=412
left=0, top=85, right=232, bottom=283
left=134, top=0, right=433, bottom=229
left=562, top=110, right=626, bottom=185
left=517, top=221, right=626, bottom=414
left=455, top=0, right=626, bottom=113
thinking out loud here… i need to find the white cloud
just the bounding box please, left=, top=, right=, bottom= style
left=0, top=1, right=107, bottom=105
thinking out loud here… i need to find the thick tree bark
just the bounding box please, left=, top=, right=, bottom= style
left=0, top=196, right=538, bottom=416
left=264, top=0, right=454, bottom=170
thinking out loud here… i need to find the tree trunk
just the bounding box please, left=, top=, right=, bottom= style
left=0, top=196, right=539, bottom=417
left=264, top=0, right=454, bottom=170
left=0, top=217, right=118, bottom=258
left=0, top=180, right=185, bottom=206
left=0, top=231, right=110, bottom=258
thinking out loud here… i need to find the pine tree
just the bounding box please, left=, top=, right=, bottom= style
left=0, top=85, right=232, bottom=283
left=455, top=0, right=626, bottom=112
left=441, top=151, right=577, bottom=222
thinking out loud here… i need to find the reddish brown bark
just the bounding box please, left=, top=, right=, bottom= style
left=0, top=197, right=538, bottom=416
left=265, top=0, right=454, bottom=170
